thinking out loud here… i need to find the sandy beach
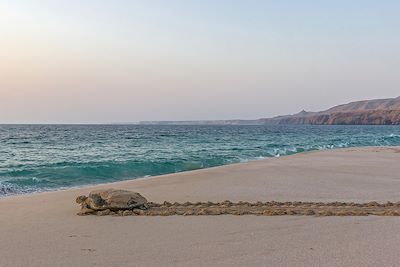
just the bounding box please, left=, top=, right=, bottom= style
left=1, top=147, right=400, bottom=267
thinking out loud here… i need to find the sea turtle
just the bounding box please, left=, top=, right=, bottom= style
left=76, top=189, right=148, bottom=215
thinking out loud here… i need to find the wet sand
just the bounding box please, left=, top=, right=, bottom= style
left=1, top=147, right=400, bottom=266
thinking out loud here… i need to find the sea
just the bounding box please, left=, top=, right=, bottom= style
left=1, top=124, right=399, bottom=196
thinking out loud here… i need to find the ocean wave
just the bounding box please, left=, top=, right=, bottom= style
left=0, top=181, right=40, bottom=196
left=0, top=158, right=232, bottom=194
left=1, top=124, right=400, bottom=196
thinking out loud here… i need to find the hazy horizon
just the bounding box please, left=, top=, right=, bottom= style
left=1, top=1, right=400, bottom=124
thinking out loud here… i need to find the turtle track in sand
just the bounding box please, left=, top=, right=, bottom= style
left=80, top=201, right=400, bottom=216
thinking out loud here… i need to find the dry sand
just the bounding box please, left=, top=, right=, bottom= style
left=1, top=147, right=400, bottom=267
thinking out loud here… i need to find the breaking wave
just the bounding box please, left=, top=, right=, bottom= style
left=1, top=124, right=399, bottom=196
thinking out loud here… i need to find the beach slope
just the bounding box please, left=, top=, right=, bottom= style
left=1, top=147, right=400, bottom=266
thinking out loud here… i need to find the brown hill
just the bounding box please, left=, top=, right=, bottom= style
left=263, top=96, right=400, bottom=125
left=323, top=96, right=400, bottom=113
left=273, top=109, right=400, bottom=125
left=140, top=96, right=400, bottom=125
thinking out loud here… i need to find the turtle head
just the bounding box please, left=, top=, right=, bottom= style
left=76, top=195, right=88, bottom=204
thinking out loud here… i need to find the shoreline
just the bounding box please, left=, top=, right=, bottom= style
left=0, top=146, right=310, bottom=198
left=1, top=146, right=400, bottom=266
left=0, top=145, right=392, bottom=200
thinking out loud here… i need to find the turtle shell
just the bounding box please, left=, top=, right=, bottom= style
left=85, top=189, right=148, bottom=211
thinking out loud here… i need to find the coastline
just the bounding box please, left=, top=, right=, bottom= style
left=1, top=147, right=400, bottom=266
left=2, top=145, right=398, bottom=201
left=0, top=145, right=391, bottom=200
left=2, top=124, right=399, bottom=197
left=0, top=147, right=313, bottom=199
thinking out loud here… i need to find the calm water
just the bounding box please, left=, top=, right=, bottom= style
left=0, top=124, right=399, bottom=196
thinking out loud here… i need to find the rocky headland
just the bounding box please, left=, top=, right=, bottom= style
left=261, top=96, right=400, bottom=125
left=140, top=96, right=400, bottom=125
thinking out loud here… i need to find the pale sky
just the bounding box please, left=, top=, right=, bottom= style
left=1, top=0, right=399, bottom=123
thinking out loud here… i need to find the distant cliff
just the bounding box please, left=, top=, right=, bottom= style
left=323, top=96, right=400, bottom=113
left=266, top=109, right=400, bottom=125
left=139, top=96, right=400, bottom=125
left=261, top=96, right=400, bottom=125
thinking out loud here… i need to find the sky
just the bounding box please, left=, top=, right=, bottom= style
left=0, top=0, right=399, bottom=123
